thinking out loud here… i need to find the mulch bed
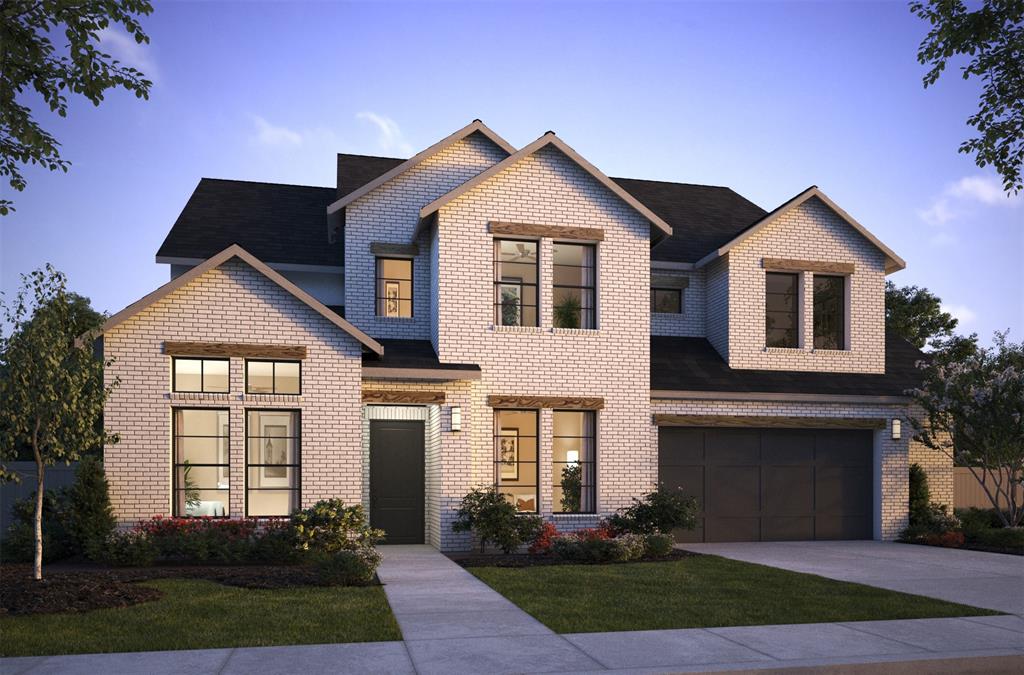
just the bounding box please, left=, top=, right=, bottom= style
left=448, top=548, right=698, bottom=568
left=0, top=563, right=325, bottom=616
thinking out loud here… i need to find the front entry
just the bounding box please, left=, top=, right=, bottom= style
left=369, top=420, right=425, bottom=544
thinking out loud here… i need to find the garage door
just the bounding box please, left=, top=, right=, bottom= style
left=658, top=427, right=873, bottom=542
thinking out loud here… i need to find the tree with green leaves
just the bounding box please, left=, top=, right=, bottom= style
left=910, top=0, right=1024, bottom=195
left=885, top=281, right=978, bottom=362
left=909, top=332, right=1024, bottom=527
left=0, top=0, right=154, bottom=215
left=0, top=265, right=119, bottom=579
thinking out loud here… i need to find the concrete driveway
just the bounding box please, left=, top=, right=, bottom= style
left=679, top=540, right=1024, bottom=615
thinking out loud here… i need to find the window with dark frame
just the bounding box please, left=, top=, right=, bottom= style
left=813, top=275, right=846, bottom=350
left=765, top=272, right=800, bottom=348
left=552, top=242, right=596, bottom=329
left=552, top=410, right=596, bottom=514
left=494, top=409, right=539, bottom=513
left=245, top=360, right=301, bottom=395
left=172, top=357, right=229, bottom=393
left=172, top=408, right=230, bottom=517
left=246, top=409, right=300, bottom=517
left=375, top=257, right=413, bottom=318
left=494, top=239, right=538, bottom=327
left=650, top=288, right=682, bottom=314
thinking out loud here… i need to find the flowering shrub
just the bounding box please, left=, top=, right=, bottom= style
left=136, top=516, right=261, bottom=563
left=607, top=487, right=698, bottom=535
left=528, top=522, right=559, bottom=555
left=616, top=533, right=648, bottom=560
left=452, top=487, right=544, bottom=553
left=643, top=532, right=675, bottom=558
left=98, top=530, right=157, bottom=567
left=925, top=531, right=966, bottom=548
left=291, top=499, right=383, bottom=555
left=314, top=548, right=383, bottom=586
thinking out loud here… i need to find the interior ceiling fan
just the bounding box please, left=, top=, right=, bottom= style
left=507, top=243, right=536, bottom=261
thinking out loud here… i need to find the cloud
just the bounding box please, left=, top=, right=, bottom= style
left=250, top=115, right=304, bottom=147
left=918, top=174, right=1021, bottom=245
left=918, top=198, right=954, bottom=227
left=948, top=176, right=1011, bottom=206
left=97, top=27, right=156, bottom=78
left=943, top=303, right=977, bottom=325
left=356, top=112, right=414, bottom=155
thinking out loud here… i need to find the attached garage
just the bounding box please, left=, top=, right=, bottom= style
left=658, top=426, right=874, bottom=542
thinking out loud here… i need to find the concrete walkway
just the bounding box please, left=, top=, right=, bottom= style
left=3, top=544, right=1022, bottom=674
left=677, top=540, right=1024, bottom=615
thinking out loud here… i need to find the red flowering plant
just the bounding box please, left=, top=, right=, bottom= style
left=132, top=516, right=275, bottom=563
left=528, top=522, right=559, bottom=555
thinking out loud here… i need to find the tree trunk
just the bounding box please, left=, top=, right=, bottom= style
left=33, top=447, right=45, bottom=581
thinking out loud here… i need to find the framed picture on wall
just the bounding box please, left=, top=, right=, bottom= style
left=262, top=424, right=289, bottom=484
left=499, top=428, right=519, bottom=481
left=385, top=281, right=401, bottom=317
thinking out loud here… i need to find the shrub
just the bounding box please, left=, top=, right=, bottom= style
left=900, top=466, right=959, bottom=542
left=616, top=533, right=647, bottom=561
left=250, top=519, right=304, bottom=563
left=923, top=530, right=966, bottom=548
left=137, top=516, right=258, bottom=563
left=956, top=507, right=1005, bottom=536
left=292, top=499, right=383, bottom=555
left=452, top=486, right=544, bottom=553
left=528, top=522, right=559, bottom=555
left=908, top=463, right=931, bottom=525
left=970, top=526, right=1024, bottom=554
left=551, top=534, right=625, bottom=563
left=643, top=532, right=675, bottom=558
left=314, top=548, right=382, bottom=586
left=608, top=486, right=698, bottom=535
left=65, top=457, right=116, bottom=561
left=3, top=489, right=73, bottom=563
left=98, top=530, right=157, bottom=567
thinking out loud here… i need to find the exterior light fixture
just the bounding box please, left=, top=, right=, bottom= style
left=450, top=406, right=462, bottom=432
left=891, top=419, right=901, bottom=440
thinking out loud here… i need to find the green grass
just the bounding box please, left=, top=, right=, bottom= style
left=0, top=579, right=402, bottom=657
left=469, top=555, right=1001, bottom=633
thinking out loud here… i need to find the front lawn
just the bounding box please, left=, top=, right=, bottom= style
left=0, top=578, right=401, bottom=657
left=469, top=554, right=1000, bottom=633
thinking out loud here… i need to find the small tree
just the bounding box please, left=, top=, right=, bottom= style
left=452, top=486, right=543, bottom=553
left=0, top=266, right=118, bottom=579
left=66, top=456, right=116, bottom=560
left=909, top=331, right=1024, bottom=527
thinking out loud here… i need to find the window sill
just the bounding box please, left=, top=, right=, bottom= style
left=812, top=348, right=850, bottom=354
left=551, top=327, right=599, bottom=335
left=375, top=316, right=416, bottom=322
left=491, top=324, right=544, bottom=334
left=652, top=311, right=684, bottom=316
left=764, top=347, right=805, bottom=353
left=551, top=512, right=599, bottom=518
left=168, top=392, right=231, bottom=401
left=242, top=394, right=303, bottom=403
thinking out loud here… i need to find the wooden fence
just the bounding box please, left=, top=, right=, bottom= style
left=954, top=467, right=1023, bottom=510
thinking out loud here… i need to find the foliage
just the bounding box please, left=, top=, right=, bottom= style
left=180, top=461, right=201, bottom=510
left=553, top=294, right=581, bottom=329
left=885, top=282, right=960, bottom=350
left=550, top=533, right=627, bottom=563
left=643, top=532, right=675, bottom=558
left=3, top=489, right=73, bottom=563
left=607, top=486, right=698, bottom=535
left=65, top=457, right=116, bottom=560
left=452, top=486, right=544, bottom=553
left=558, top=463, right=582, bottom=513
left=955, top=506, right=1006, bottom=535
left=0, top=0, right=154, bottom=214
left=313, top=548, right=382, bottom=586
left=910, top=0, right=1024, bottom=194
left=0, top=266, right=118, bottom=579
left=528, top=521, right=559, bottom=555
left=291, top=499, right=383, bottom=555
left=908, top=463, right=932, bottom=524
left=500, top=288, right=520, bottom=326
left=909, top=331, right=1024, bottom=527
left=248, top=519, right=305, bottom=564
left=136, top=516, right=260, bottom=563
left=901, top=464, right=960, bottom=543
left=968, top=525, right=1024, bottom=553
left=97, top=530, right=157, bottom=567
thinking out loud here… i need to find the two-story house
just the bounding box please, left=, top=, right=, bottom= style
left=95, top=120, right=947, bottom=550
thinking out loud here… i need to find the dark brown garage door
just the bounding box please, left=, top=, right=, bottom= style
left=658, top=427, right=873, bottom=542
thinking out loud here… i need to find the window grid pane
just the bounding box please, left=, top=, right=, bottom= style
left=494, top=409, right=539, bottom=513
left=172, top=408, right=230, bottom=517
left=173, top=358, right=229, bottom=394
left=494, top=240, right=538, bottom=327
left=552, top=243, right=596, bottom=329
left=651, top=288, right=682, bottom=314
left=376, top=257, right=413, bottom=317
left=246, top=410, right=300, bottom=517
left=246, top=360, right=301, bottom=395
left=813, top=275, right=845, bottom=350
left=765, top=272, right=799, bottom=348
left=552, top=411, right=596, bottom=514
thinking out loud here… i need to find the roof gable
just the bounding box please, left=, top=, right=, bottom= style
left=100, top=245, right=383, bottom=354
left=416, top=133, right=673, bottom=239
left=696, top=186, right=906, bottom=273
left=326, top=120, right=515, bottom=214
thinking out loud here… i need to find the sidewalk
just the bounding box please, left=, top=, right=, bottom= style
left=3, top=546, right=1022, bottom=674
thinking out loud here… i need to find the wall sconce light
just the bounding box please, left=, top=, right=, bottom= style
left=450, top=406, right=462, bottom=432
left=891, top=419, right=901, bottom=440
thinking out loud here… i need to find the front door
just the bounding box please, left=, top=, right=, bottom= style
left=369, top=420, right=425, bottom=544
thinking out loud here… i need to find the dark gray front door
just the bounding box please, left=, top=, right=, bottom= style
left=369, top=420, right=425, bottom=544
left=658, top=427, right=873, bottom=542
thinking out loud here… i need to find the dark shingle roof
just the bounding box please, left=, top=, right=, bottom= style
left=363, top=339, right=480, bottom=372
left=611, top=178, right=767, bottom=263
left=156, top=178, right=340, bottom=267
left=651, top=332, right=926, bottom=397
left=337, top=154, right=405, bottom=198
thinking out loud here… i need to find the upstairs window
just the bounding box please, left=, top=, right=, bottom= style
left=553, top=243, right=596, bottom=329
left=813, top=275, right=846, bottom=350
left=246, top=360, right=301, bottom=395
left=765, top=272, right=799, bottom=348
left=172, top=358, right=229, bottom=393
left=650, top=274, right=687, bottom=314
left=494, top=240, right=538, bottom=327
left=376, top=258, right=413, bottom=318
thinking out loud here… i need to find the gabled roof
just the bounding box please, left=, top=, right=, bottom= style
left=326, top=120, right=515, bottom=215
left=694, top=186, right=906, bottom=273
left=336, top=154, right=404, bottom=198
left=156, top=178, right=340, bottom=268
left=415, top=132, right=674, bottom=240
left=101, top=245, right=383, bottom=354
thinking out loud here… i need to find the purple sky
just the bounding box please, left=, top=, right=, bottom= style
left=2, top=1, right=1021, bottom=344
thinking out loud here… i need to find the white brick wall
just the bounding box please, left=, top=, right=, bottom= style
left=721, top=197, right=887, bottom=373
left=651, top=269, right=705, bottom=337
left=103, top=259, right=364, bottom=523
left=705, top=257, right=730, bottom=359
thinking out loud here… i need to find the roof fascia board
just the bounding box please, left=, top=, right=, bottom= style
left=102, top=245, right=382, bottom=354
left=326, top=120, right=515, bottom=214
left=416, top=134, right=673, bottom=239
left=650, top=389, right=910, bottom=405
left=156, top=256, right=344, bottom=274
left=651, top=260, right=695, bottom=272
left=693, top=187, right=905, bottom=273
